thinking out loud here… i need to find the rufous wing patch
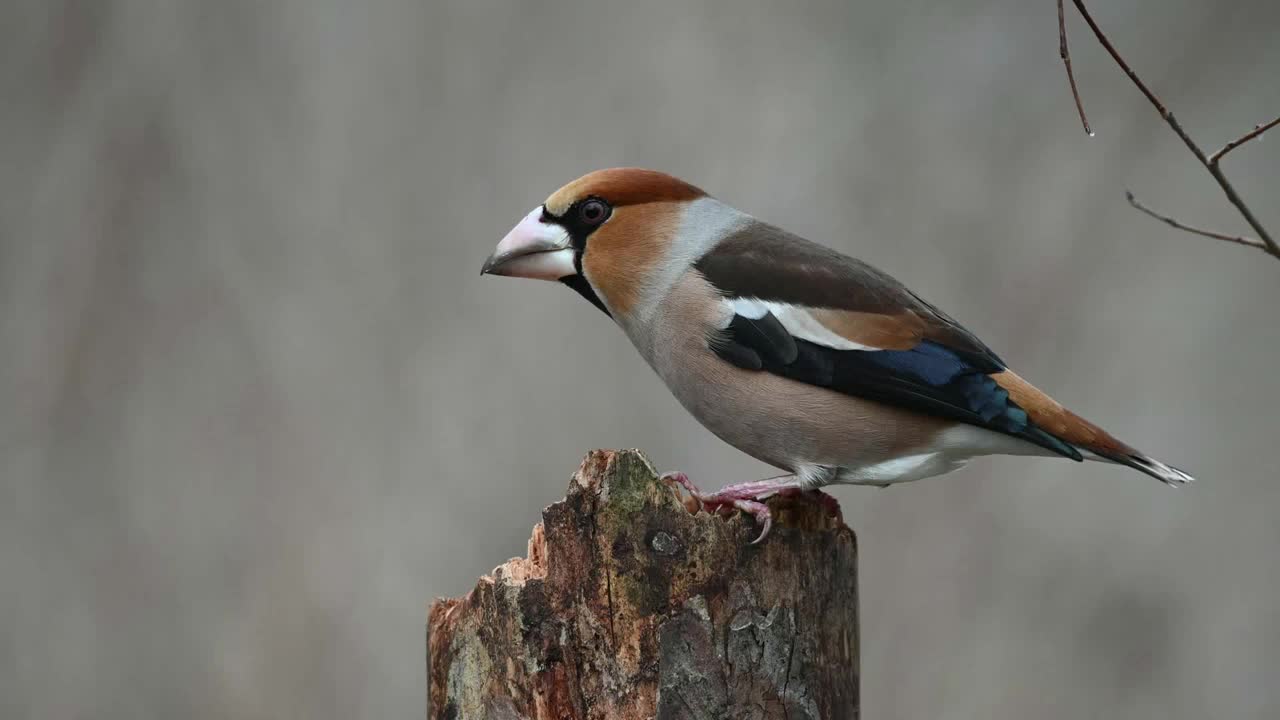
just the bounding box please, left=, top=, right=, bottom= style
left=809, top=308, right=926, bottom=350
left=991, top=370, right=1135, bottom=456
left=690, top=222, right=1004, bottom=367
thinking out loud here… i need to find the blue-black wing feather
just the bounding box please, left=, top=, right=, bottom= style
left=696, top=226, right=1081, bottom=460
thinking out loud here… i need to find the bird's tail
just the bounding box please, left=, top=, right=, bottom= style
left=991, top=370, right=1195, bottom=486
left=1083, top=449, right=1196, bottom=485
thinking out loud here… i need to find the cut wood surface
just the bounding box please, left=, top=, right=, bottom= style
left=427, top=449, right=859, bottom=719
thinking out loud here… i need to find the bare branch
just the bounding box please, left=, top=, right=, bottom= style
left=1210, top=116, right=1280, bottom=166
left=1057, top=0, right=1093, bottom=136
left=1063, top=1, right=1280, bottom=258
left=1125, top=191, right=1268, bottom=252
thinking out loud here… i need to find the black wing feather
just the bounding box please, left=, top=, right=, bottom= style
left=714, top=317, right=1080, bottom=460
left=697, top=223, right=1082, bottom=461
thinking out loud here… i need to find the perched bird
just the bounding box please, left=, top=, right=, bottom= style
left=481, top=168, right=1193, bottom=542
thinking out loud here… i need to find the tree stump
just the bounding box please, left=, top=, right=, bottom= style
left=427, top=450, right=858, bottom=720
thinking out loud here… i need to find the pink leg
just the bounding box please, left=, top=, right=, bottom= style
left=661, top=472, right=807, bottom=544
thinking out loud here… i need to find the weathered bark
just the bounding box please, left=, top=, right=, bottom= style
left=427, top=450, right=858, bottom=720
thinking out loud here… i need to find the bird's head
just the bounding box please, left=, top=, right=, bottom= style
left=481, top=168, right=726, bottom=319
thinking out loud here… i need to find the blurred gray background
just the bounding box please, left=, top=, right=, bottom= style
left=3, top=1, right=1278, bottom=718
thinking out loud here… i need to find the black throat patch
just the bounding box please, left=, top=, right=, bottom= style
left=544, top=201, right=612, bottom=318
left=559, top=274, right=611, bottom=317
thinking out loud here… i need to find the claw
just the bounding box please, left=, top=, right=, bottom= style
left=661, top=471, right=700, bottom=498
left=732, top=499, right=773, bottom=544
left=661, top=471, right=705, bottom=514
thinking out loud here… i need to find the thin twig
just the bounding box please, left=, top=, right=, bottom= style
left=1210, top=116, right=1280, bottom=166
left=1066, top=0, right=1279, bottom=258
left=1125, top=191, right=1268, bottom=252
left=1057, top=0, right=1093, bottom=136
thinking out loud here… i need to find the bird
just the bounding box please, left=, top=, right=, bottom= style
left=481, top=168, right=1193, bottom=542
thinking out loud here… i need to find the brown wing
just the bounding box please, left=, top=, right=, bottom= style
left=694, top=221, right=1086, bottom=459
left=694, top=220, right=1195, bottom=481
left=693, top=221, right=1002, bottom=366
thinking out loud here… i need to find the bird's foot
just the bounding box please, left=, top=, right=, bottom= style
left=660, top=471, right=739, bottom=514
left=660, top=471, right=705, bottom=511
left=726, top=498, right=772, bottom=544
left=661, top=472, right=789, bottom=544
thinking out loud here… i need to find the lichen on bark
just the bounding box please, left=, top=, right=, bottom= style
left=428, top=449, right=858, bottom=720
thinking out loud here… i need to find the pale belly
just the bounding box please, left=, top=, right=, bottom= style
left=650, top=339, right=987, bottom=485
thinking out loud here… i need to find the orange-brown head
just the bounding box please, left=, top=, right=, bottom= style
left=481, top=168, right=726, bottom=319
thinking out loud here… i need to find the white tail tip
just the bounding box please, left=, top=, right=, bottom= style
left=1083, top=450, right=1196, bottom=485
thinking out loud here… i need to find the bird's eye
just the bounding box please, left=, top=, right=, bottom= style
left=579, top=198, right=610, bottom=226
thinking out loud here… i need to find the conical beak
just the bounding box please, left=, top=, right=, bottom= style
left=481, top=207, right=576, bottom=280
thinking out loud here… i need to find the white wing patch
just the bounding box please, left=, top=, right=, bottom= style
left=724, top=298, right=882, bottom=351
left=727, top=297, right=771, bottom=320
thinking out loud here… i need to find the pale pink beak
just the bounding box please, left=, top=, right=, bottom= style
left=481, top=206, right=576, bottom=280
